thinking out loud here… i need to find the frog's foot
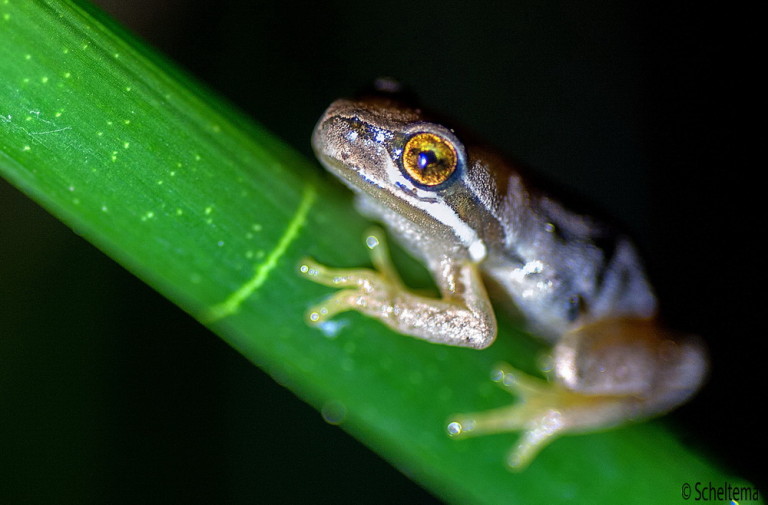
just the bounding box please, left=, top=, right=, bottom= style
left=299, top=228, right=496, bottom=349
left=447, top=363, right=620, bottom=470
left=299, top=228, right=406, bottom=325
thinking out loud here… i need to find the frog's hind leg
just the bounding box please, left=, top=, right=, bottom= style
left=447, top=364, right=613, bottom=470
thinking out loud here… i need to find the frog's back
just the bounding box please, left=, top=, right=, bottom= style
left=482, top=164, right=658, bottom=340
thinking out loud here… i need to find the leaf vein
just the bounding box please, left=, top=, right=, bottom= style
left=204, top=183, right=316, bottom=322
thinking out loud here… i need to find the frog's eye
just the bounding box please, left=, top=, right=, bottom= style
left=401, top=132, right=458, bottom=187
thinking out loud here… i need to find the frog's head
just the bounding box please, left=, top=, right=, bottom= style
left=312, top=97, right=463, bottom=191
left=312, top=96, right=503, bottom=262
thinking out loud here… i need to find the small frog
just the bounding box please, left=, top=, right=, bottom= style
left=300, top=90, right=707, bottom=469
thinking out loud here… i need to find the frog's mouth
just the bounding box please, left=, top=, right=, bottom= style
left=315, top=149, right=379, bottom=195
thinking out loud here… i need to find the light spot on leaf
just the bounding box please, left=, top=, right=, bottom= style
left=203, top=184, right=316, bottom=322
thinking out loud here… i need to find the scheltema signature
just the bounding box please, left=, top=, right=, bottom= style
left=693, top=481, right=759, bottom=502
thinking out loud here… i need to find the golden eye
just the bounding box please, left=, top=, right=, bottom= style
left=402, top=132, right=458, bottom=186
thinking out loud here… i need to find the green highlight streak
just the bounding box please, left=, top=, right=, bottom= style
left=204, top=184, right=316, bottom=322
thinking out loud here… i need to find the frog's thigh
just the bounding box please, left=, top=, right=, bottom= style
left=447, top=363, right=628, bottom=470
left=299, top=229, right=496, bottom=349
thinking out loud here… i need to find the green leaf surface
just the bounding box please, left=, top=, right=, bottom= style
left=0, top=1, right=760, bottom=503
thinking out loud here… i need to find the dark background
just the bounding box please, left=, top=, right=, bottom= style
left=1, top=1, right=760, bottom=502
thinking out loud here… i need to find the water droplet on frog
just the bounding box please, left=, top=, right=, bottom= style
left=365, top=235, right=380, bottom=249
left=446, top=421, right=463, bottom=436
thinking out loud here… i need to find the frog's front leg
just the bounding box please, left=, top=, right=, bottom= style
left=299, top=229, right=496, bottom=349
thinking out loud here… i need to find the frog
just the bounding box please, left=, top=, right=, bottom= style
left=299, top=90, right=707, bottom=469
